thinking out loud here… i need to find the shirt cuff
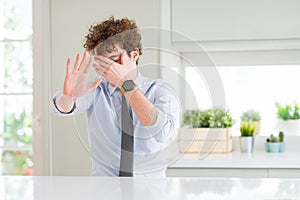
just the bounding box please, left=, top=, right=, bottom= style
left=53, top=97, right=76, bottom=114
left=51, top=92, right=76, bottom=115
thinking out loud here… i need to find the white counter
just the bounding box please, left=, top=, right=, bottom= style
left=168, top=136, right=300, bottom=169
left=166, top=136, right=300, bottom=177
left=1, top=176, right=300, bottom=199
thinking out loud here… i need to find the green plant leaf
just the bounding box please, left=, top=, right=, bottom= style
left=182, top=107, right=234, bottom=128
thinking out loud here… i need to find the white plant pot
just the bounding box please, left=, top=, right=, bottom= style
left=239, top=137, right=255, bottom=153
left=276, top=119, right=300, bottom=136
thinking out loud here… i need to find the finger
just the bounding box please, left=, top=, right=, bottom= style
left=84, top=56, right=94, bottom=74
left=93, top=57, right=113, bottom=71
left=87, top=78, right=102, bottom=90
left=92, top=57, right=103, bottom=69
left=95, top=67, right=106, bottom=76
left=93, top=60, right=106, bottom=72
left=78, top=51, right=89, bottom=71
left=93, top=57, right=105, bottom=68
left=65, top=58, right=71, bottom=77
left=73, top=53, right=81, bottom=72
left=120, top=51, right=127, bottom=65
left=96, top=55, right=112, bottom=64
left=94, top=55, right=113, bottom=66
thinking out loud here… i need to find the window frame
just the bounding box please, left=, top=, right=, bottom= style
left=32, top=0, right=52, bottom=176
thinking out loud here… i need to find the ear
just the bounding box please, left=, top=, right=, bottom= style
left=130, top=48, right=140, bottom=62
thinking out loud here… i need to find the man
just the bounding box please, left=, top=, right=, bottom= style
left=52, top=17, right=180, bottom=177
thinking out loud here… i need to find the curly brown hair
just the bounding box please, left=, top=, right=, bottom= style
left=83, top=16, right=143, bottom=60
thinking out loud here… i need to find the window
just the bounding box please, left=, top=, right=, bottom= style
left=0, top=0, right=33, bottom=175
left=183, top=65, right=300, bottom=136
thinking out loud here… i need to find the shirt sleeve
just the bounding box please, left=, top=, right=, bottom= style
left=134, top=82, right=180, bottom=143
left=51, top=87, right=100, bottom=116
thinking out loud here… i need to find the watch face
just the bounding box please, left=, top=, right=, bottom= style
left=123, top=80, right=135, bottom=91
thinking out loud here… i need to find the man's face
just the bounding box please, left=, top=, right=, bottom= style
left=92, top=44, right=139, bottom=83
left=101, top=46, right=125, bottom=65
left=91, top=44, right=128, bottom=64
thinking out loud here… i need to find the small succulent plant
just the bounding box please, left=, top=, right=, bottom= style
left=266, top=131, right=284, bottom=143
left=240, top=121, right=256, bottom=137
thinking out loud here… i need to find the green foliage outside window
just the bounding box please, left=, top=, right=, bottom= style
left=1, top=108, right=32, bottom=146
left=275, top=102, right=300, bottom=120
left=1, top=108, right=33, bottom=175
left=2, top=150, right=33, bottom=175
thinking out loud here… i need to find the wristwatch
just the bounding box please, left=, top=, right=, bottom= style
left=120, top=80, right=136, bottom=95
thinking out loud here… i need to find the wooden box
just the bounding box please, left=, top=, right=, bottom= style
left=178, top=128, right=233, bottom=153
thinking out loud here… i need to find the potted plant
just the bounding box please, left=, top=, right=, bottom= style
left=182, top=107, right=234, bottom=128
left=239, top=121, right=256, bottom=153
left=265, top=131, right=285, bottom=153
left=240, top=109, right=261, bottom=136
left=275, top=102, right=300, bottom=136
left=180, top=107, right=234, bottom=153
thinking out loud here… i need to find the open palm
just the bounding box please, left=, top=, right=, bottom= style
left=63, top=52, right=102, bottom=98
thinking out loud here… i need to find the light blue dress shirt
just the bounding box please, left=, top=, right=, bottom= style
left=52, top=72, right=180, bottom=177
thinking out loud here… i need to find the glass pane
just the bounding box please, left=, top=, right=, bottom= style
left=0, top=41, right=33, bottom=93
left=0, top=0, right=33, bottom=177
left=1, top=150, right=33, bottom=175
left=183, top=65, right=300, bottom=136
left=3, top=0, right=32, bottom=39
left=0, top=95, right=32, bottom=147
left=218, top=65, right=300, bottom=135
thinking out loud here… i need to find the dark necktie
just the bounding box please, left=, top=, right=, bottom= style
left=119, top=95, right=134, bottom=176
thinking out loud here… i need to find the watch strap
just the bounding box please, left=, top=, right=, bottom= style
left=120, top=86, right=126, bottom=95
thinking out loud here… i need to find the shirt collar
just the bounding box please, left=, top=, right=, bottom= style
left=107, top=71, right=144, bottom=96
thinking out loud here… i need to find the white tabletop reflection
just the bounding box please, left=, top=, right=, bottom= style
left=0, top=176, right=299, bottom=200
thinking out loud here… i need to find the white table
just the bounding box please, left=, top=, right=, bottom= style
left=1, top=176, right=299, bottom=199
left=167, top=136, right=300, bottom=177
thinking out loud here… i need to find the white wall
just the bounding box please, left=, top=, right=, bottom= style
left=170, top=0, right=300, bottom=65
left=50, top=0, right=160, bottom=175
left=172, top=0, right=300, bottom=42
